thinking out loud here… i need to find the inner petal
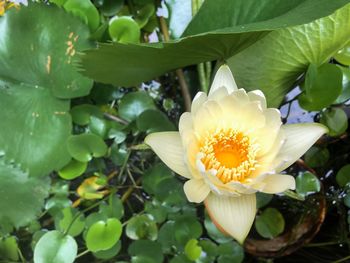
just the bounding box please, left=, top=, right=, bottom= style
left=199, top=129, right=259, bottom=184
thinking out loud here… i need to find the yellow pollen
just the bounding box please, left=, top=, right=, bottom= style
left=199, top=129, right=259, bottom=184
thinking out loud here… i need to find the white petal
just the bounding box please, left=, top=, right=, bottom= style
left=276, top=123, right=328, bottom=172
left=248, top=90, right=267, bottom=109
left=208, top=86, right=229, bottom=101
left=260, top=174, right=295, bottom=194
left=205, top=193, right=256, bottom=244
left=183, top=179, right=210, bottom=203
left=191, top=92, right=207, bottom=114
left=145, top=132, right=192, bottom=178
left=208, top=65, right=237, bottom=97
left=179, top=112, right=193, bottom=135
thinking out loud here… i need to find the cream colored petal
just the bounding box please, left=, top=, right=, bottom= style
left=145, top=132, right=192, bottom=179
left=276, top=123, right=328, bottom=172
left=208, top=86, right=229, bottom=101
left=208, top=65, right=237, bottom=97
left=260, top=174, right=295, bottom=194
left=183, top=179, right=210, bottom=203
left=193, top=100, right=223, bottom=134
left=248, top=90, right=267, bottom=109
left=205, top=193, right=256, bottom=244
left=191, top=92, right=207, bottom=114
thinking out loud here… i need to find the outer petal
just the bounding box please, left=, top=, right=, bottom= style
left=191, top=92, right=207, bottom=114
left=145, top=132, right=192, bottom=178
left=259, top=174, right=296, bottom=194
left=205, top=193, right=256, bottom=244
left=208, top=65, right=237, bottom=97
left=183, top=179, right=210, bottom=203
left=276, top=123, right=328, bottom=172
left=248, top=90, right=267, bottom=109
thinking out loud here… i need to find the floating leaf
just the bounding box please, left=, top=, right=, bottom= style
left=71, top=104, right=103, bottom=126
left=255, top=208, right=285, bottom=239
left=58, top=159, right=87, bottom=180
left=64, top=0, right=100, bottom=31
left=0, top=158, right=50, bottom=230
left=34, top=231, right=77, bottom=263
left=79, top=0, right=350, bottom=86
left=136, top=109, right=176, bottom=133
left=296, top=172, right=321, bottom=196
left=67, top=133, right=108, bottom=162
left=93, top=241, right=121, bottom=260
left=109, top=16, right=140, bottom=44
left=184, top=239, right=202, bottom=261
left=304, top=146, right=330, bottom=168
left=336, top=164, right=350, bottom=187
left=86, top=219, right=122, bottom=252
left=256, top=192, right=273, bottom=209
left=128, top=240, right=164, bottom=263
left=229, top=4, right=350, bottom=107
left=320, top=107, right=348, bottom=137
left=217, top=241, right=244, bottom=263
left=299, top=63, right=343, bottom=111
left=0, top=236, right=19, bottom=261
left=55, top=207, right=85, bottom=237
left=99, top=195, right=124, bottom=219
left=126, top=214, right=158, bottom=241
left=94, top=0, right=124, bottom=16
left=174, top=215, right=202, bottom=245
left=135, top=4, right=155, bottom=28
left=119, top=91, right=156, bottom=121
left=334, top=44, right=350, bottom=65
left=336, top=66, right=350, bottom=103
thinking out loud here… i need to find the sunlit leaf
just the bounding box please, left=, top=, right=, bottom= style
left=255, top=208, right=285, bottom=239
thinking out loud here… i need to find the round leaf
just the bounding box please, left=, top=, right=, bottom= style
left=299, top=63, right=343, bottom=111
left=93, top=241, right=121, bottom=260
left=136, top=109, right=175, bottom=133
left=94, top=0, right=124, bottom=16
left=184, top=239, right=202, bottom=261
left=71, top=104, right=103, bottom=126
left=304, top=146, right=330, bottom=168
left=217, top=241, right=244, bottom=263
left=336, top=164, right=350, bottom=187
left=128, top=240, right=163, bottom=263
left=55, top=207, right=85, bottom=237
left=118, top=91, right=156, bottom=121
left=34, top=230, right=77, bottom=263
left=64, top=0, right=100, bottom=31
left=336, top=66, right=350, bottom=103
left=256, top=192, right=273, bottom=209
left=255, top=208, right=285, bottom=239
left=58, top=159, right=87, bottom=180
left=86, top=218, right=122, bottom=252
left=204, top=213, right=232, bottom=244
left=174, top=215, right=202, bottom=245
left=0, top=236, right=19, bottom=261
left=320, top=107, right=348, bottom=137
left=67, top=133, right=108, bottom=162
left=99, top=195, right=124, bottom=219
left=334, top=44, right=350, bottom=65
left=126, top=214, right=158, bottom=241
left=295, top=172, right=321, bottom=196
left=109, top=16, right=141, bottom=44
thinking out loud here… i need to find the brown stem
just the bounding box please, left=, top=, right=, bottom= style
left=159, top=16, right=192, bottom=112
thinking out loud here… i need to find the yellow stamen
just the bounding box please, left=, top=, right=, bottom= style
left=199, top=129, right=259, bottom=183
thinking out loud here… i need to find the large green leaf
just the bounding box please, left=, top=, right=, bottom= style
left=228, top=3, right=350, bottom=107
left=0, top=3, right=94, bottom=176
left=0, top=158, right=50, bottom=230
left=79, top=0, right=350, bottom=86
left=0, top=83, right=71, bottom=177
left=0, top=3, right=93, bottom=99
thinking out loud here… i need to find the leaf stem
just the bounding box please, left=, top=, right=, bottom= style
left=159, top=16, right=191, bottom=112
left=76, top=249, right=90, bottom=259
left=331, top=255, right=350, bottom=263
left=283, top=190, right=305, bottom=201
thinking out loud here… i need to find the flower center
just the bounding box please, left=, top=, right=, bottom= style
left=199, top=129, right=259, bottom=183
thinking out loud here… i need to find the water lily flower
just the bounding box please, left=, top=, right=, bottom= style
left=145, top=65, right=328, bottom=243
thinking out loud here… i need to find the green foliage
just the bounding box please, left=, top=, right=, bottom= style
left=34, top=231, right=78, bottom=263
left=217, top=241, right=244, bottom=263
left=320, top=107, right=348, bottom=136
left=126, top=214, right=158, bottom=240
left=336, top=164, right=350, bottom=187
left=334, top=44, right=350, bottom=65
left=304, top=146, right=330, bottom=168
left=79, top=0, right=349, bottom=86
left=228, top=4, right=350, bottom=107
left=184, top=239, right=202, bottom=261
left=109, top=16, right=141, bottom=43
left=299, top=64, right=343, bottom=111
left=119, top=91, right=156, bottom=121
left=0, top=236, right=19, bottom=261
left=86, top=218, right=122, bottom=252
left=0, top=158, right=50, bottom=231
left=255, top=208, right=285, bottom=239
left=295, top=172, right=321, bottom=196
left=58, top=159, right=88, bottom=180
left=128, top=240, right=164, bottom=263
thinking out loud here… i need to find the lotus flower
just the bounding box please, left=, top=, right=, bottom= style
left=145, top=65, right=327, bottom=243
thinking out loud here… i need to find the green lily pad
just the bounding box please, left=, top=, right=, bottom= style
left=58, top=159, right=87, bottom=180
left=0, top=158, right=50, bottom=231
left=320, top=107, right=348, bottom=137
left=229, top=4, right=350, bottom=107
left=255, top=208, right=285, bottom=239
left=0, top=236, right=19, bottom=261
left=99, top=195, right=124, bottom=219
left=86, top=218, right=123, bottom=252
left=109, top=16, right=141, bottom=44
left=94, top=0, right=124, bottom=16
left=64, top=0, right=100, bottom=31
left=217, top=241, right=244, bottom=263
left=93, top=241, right=122, bottom=259
left=119, top=91, right=156, bottom=121
left=79, top=0, right=350, bottom=86
left=136, top=109, right=176, bottom=133
left=295, top=172, right=321, bottom=196
left=336, top=164, right=350, bottom=187
left=336, top=66, right=350, bottom=103
left=71, top=104, right=103, bottom=126
left=334, top=44, right=350, bottom=65
left=174, top=215, right=202, bottom=245
left=184, top=239, right=202, bottom=261
left=304, top=146, right=330, bottom=168
left=126, top=214, right=158, bottom=241
left=299, top=63, right=343, bottom=111
left=67, top=133, right=108, bottom=162
left=128, top=240, right=164, bottom=263
left=204, top=212, right=232, bottom=244
left=135, top=4, right=155, bottom=28
left=256, top=192, right=273, bottom=209
left=55, top=207, right=85, bottom=237
left=34, top=230, right=77, bottom=263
